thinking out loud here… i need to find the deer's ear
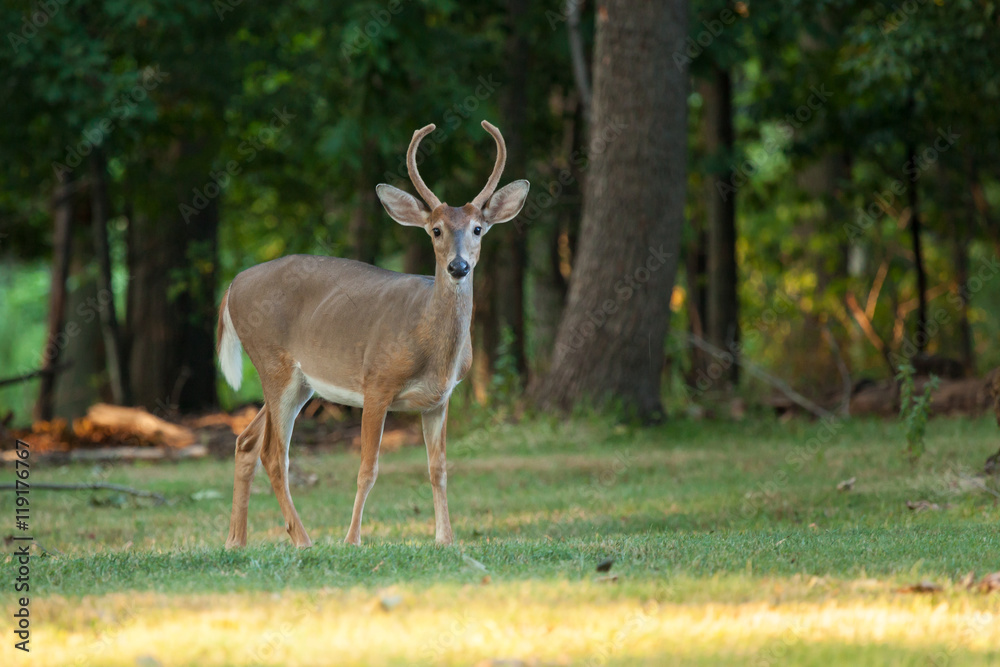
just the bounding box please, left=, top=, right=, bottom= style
left=482, top=180, right=530, bottom=224
left=376, top=184, right=430, bottom=227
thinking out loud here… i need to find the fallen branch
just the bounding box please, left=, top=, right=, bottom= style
left=687, top=334, right=836, bottom=420
left=0, top=444, right=207, bottom=464
left=0, top=361, right=73, bottom=388
left=0, top=482, right=165, bottom=505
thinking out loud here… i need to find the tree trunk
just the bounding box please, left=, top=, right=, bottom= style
left=350, top=140, right=380, bottom=265
left=530, top=97, right=584, bottom=377
left=953, top=233, right=974, bottom=372
left=906, top=141, right=928, bottom=353
left=35, top=174, right=76, bottom=421
left=54, top=255, right=107, bottom=420
left=684, top=210, right=709, bottom=386
left=530, top=0, right=688, bottom=420
left=127, top=139, right=218, bottom=413
left=702, top=67, right=739, bottom=386
left=493, top=0, right=530, bottom=381
left=90, top=148, right=130, bottom=405
left=403, top=241, right=434, bottom=275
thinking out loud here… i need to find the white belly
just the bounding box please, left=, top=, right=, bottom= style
left=301, top=371, right=365, bottom=408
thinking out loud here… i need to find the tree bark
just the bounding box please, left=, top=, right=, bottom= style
left=684, top=207, right=708, bottom=386
left=906, top=140, right=928, bottom=353
left=493, top=0, right=530, bottom=381
left=90, top=148, right=130, bottom=405
left=127, top=139, right=218, bottom=413
left=566, top=0, right=592, bottom=126
left=953, top=233, right=974, bottom=372
left=702, top=67, right=739, bottom=386
left=530, top=0, right=688, bottom=420
left=35, top=174, right=76, bottom=421
left=350, top=140, right=380, bottom=265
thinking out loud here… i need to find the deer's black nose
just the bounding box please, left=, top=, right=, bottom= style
left=447, top=258, right=470, bottom=278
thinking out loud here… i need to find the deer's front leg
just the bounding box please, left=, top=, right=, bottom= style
left=345, top=398, right=389, bottom=546
left=422, top=402, right=454, bottom=545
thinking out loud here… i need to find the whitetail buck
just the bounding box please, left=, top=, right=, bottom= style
left=217, top=121, right=529, bottom=548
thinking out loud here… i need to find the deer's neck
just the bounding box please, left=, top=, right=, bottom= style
left=422, top=267, right=473, bottom=367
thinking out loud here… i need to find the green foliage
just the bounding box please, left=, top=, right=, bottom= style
left=895, top=362, right=940, bottom=463
left=2, top=0, right=1000, bottom=413
left=0, top=262, right=49, bottom=418
left=489, top=325, right=521, bottom=409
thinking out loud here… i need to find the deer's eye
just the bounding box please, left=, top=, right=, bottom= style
left=433, top=228, right=441, bottom=237
left=473, top=226, right=482, bottom=236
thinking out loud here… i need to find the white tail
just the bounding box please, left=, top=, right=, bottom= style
left=218, top=121, right=530, bottom=550
left=217, top=291, right=244, bottom=391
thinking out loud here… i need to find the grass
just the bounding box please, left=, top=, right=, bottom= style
left=3, top=413, right=1000, bottom=665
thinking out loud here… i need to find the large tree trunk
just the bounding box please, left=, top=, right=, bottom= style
left=54, top=254, right=107, bottom=420
left=702, top=67, right=739, bottom=386
left=35, top=174, right=76, bottom=421
left=127, top=139, right=218, bottom=413
left=530, top=0, right=688, bottom=420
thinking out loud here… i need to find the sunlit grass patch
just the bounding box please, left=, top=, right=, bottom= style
left=2, top=415, right=999, bottom=665
left=26, top=583, right=1000, bottom=666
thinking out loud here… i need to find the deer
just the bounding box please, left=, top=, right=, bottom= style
left=217, top=121, right=530, bottom=549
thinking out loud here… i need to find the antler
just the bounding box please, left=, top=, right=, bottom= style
left=407, top=124, right=442, bottom=210
left=471, top=120, right=507, bottom=209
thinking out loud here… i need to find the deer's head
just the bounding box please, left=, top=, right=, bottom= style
left=376, top=121, right=530, bottom=282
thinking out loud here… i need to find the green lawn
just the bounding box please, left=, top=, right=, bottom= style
left=3, top=414, right=1000, bottom=665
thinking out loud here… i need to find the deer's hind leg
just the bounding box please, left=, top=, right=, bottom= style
left=259, top=377, right=315, bottom=548
left=226, top=405, right=268, bottom=549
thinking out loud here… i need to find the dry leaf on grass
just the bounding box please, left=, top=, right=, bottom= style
left=906, top=500, right=941, bottom=512
left=897, top=581, right=942, bottom=594
left=977, top=572, right=1000, bottom=593
left=462, top=554, right=488, bottom=572
left=379, top=594, right=403, bottom=612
